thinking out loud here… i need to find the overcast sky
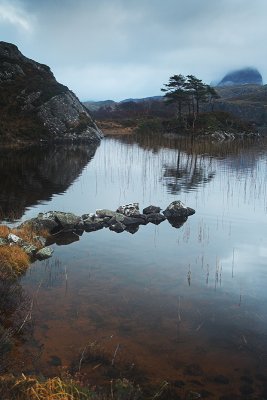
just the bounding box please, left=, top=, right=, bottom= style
left=0, top=0, right=266, bottom=101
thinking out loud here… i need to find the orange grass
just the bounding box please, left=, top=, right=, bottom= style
left=1, top=374, right=93, bottom=400
left=12, top=226, right=49, bottom=249
left=0, top=225, right=10, bottom=238
left=0, top=245, right=30, bottom=276
left=0, top=224, right=50, bottom=277
left=0, top=224, right=49, bottom=248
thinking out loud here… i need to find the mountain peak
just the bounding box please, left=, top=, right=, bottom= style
left=217, top=67, right=263, bottom=87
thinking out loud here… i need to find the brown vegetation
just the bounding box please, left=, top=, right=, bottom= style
left=0, top=245, right=30, bottom=277
left=0, top=374, right=92, bottom=400
left=0, top=224, right=49, bottom=277
left=0, top=374, right=142, bottom=400
left=97, top=120, right=137, bottom=135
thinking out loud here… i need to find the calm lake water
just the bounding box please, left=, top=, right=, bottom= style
left=1, top=135, right=267, bottom=398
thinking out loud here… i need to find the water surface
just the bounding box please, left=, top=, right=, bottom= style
left=1, top=135, right=267, bottom=398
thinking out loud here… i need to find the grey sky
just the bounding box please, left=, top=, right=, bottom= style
left=0, top=0, right=266, bottom=101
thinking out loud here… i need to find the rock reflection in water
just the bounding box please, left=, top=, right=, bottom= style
left=0, top=143, right=99, bottom=222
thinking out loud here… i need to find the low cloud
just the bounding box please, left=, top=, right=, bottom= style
left=0, top=0, right=34, bottom=32
left=1, top=0, right=267, bottom=100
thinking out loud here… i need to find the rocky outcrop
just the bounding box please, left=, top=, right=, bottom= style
left=0, top=230, right=53, bottom=260
left=162, top=201, right=195, bottom=219
left=0, top=41, right=102, bottom=143
left=217, top=67, right=263, bottom=87
left=19, top=202, right=195, bottom=238
left=0, top=202, right=195, bottom=269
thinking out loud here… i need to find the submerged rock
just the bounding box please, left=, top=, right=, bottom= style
left=4, top=200, right=196, bottom=271
left=20, top=211, right=83, bottom=234
left=163, top=201, right=195, bottom=219
left=83, top=215, right=106, bottom=232
left=22, top=244, right=37, bottom=256
left=52, top=211, right=83, bottom=230
left=145, top=213, right=166, bottom=225
left=36, top=246, right=54, bottom=260
left=47, top=231, right=80, bottom=246
left=125, top=225, right=140, bottom=234
left=167, top=217, right=188, bottom=229
left=116, top=203, right=140, bottom=216
left=8, top=233, right=22, bottom=244
left=143, top=205, right=161, bottom=214
left=109, top=221, right=126, bottom=233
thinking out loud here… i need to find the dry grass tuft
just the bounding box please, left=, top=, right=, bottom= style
left=0, top=224, right=50, bottom=278
left=1, top=374, right=93, bottom=400
left=12, top=226, right=49, bottom=249
left=0, top=225, right=10, bottom=238
left=0, top=245, right=30, bottom=277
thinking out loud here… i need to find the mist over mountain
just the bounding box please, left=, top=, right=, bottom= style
left=217, top=67, right=263, bottom=87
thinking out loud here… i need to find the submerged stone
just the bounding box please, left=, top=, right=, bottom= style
left=125, top=224, right=140, bottom=234
left=143, top=205, right=161, bottom=214
left=22, top=244, right=37, bottom=256
left=167, top=217, right=188, bottom=228
left=83, top=215, right=106, bottom=232
left=109, top=221, right=126, bottom=233
left=116, top=203, right=140, bottom=216
left=36, top=246, right=54, bottom=260
left=146, top=213, right=166, bottom=225
left=52, top=211, right=83, bottom=230
left=8, top=233, right=22, bottom=244
left=47, top=231, right=80, bottom=246
left=163, top=201, right=195, bottom=219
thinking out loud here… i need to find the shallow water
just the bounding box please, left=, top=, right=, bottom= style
left=1, top=135, right=267, bottom=398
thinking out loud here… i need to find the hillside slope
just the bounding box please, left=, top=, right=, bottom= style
left=0, top=42, right=102, bottom=143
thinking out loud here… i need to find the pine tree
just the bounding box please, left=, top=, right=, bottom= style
left=161, top=74, right=188, bottom=122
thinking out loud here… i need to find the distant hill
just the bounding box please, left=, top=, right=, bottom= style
left=83, top=96, right=162, bottom=112
left=83, top=99, right=116, bottom=111
left=212, top=84, right=267, bottom=127
left=217, top=67, right=263, bottom=87
left=0, top=41, right=102, bottom=143
left=83, top=73, right=267, bottom=129
left=120, top=96, right=162, bottom=103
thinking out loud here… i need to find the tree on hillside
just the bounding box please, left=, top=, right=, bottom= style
left=185, top=75, right=208, bottom=115
left=161, top=74, right=220, bottom=129
left=161, top=74, right=188, bottom=122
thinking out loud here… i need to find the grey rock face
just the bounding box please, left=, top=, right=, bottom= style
left=116, top=203, right=140, bottom=216
left=163, top=201, right=195, bottom=219
left=36, top=246, right=54, bottom=260
left=95, top=209, right=121, bottom=219
left=38, top=91, right=103, bottom=141
left=52, top=211, right=83, bottom=230
left=19, top=211, right=83, bottom=234
left=0, top=41, right=102, bottom=143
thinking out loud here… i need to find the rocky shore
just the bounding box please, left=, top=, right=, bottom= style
left=0, top=201, right=195, bottom=267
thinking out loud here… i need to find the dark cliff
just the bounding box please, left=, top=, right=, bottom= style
left=0, top=42, right=102, bottom=143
